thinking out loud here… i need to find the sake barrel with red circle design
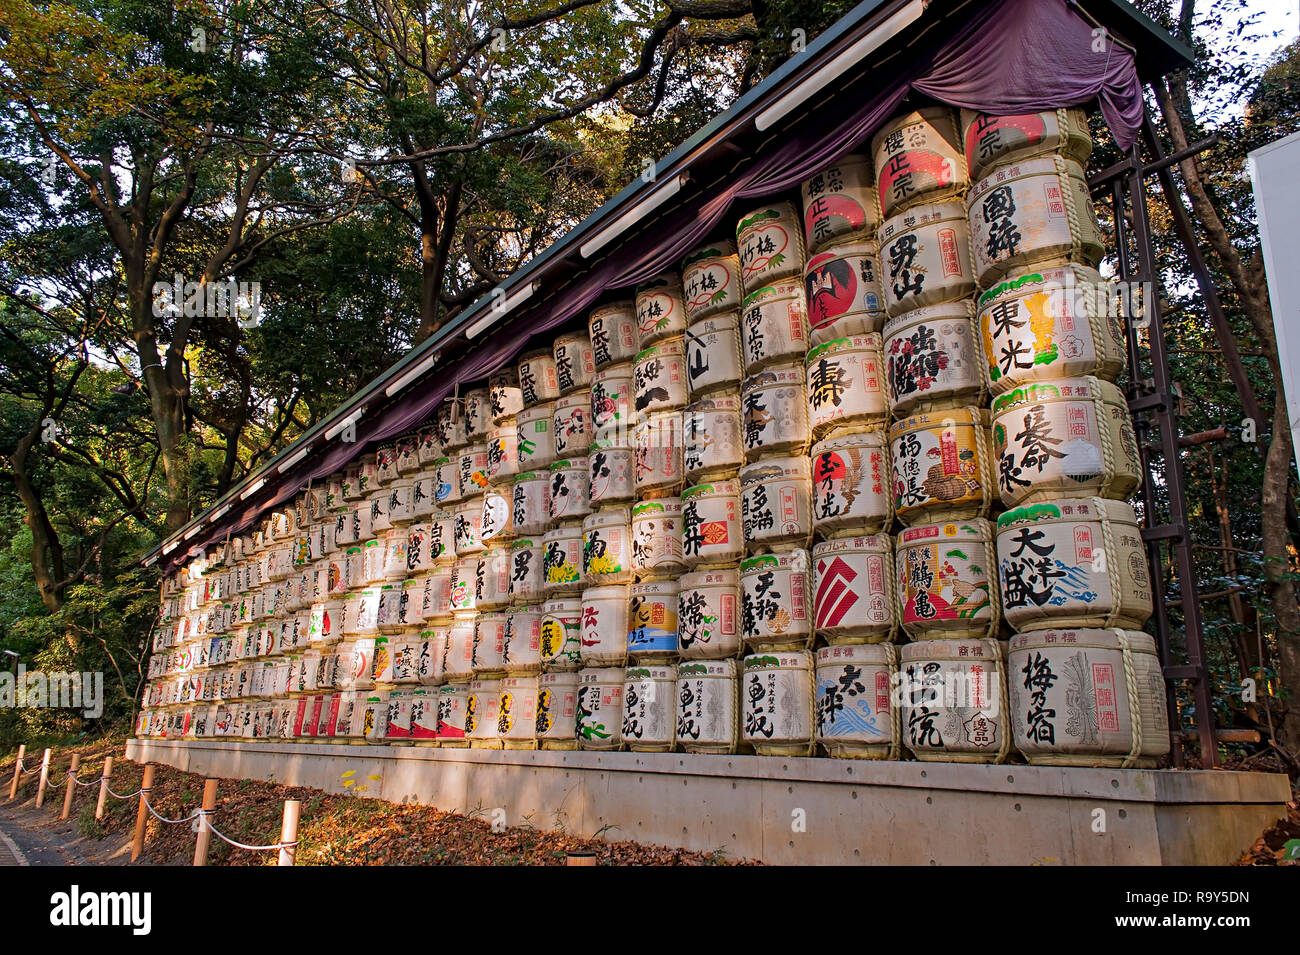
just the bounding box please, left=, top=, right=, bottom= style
left=806, top=333, right=888, bottom=437
left=627, top=580, right=680, bottom=662
left=554, top=330, right=596, bottom=394
left=516, top=403, right=555, bottom=471
left=678, top=568, right=742, bottom=660
left=813, top=534, right=894, bottom=645
left=685, top=311, right=744, bottom=398
left=588, top=439, right=635, bottom=506
left=815, top=643, right=897, bottom=758
left=884, top=301, right=986, bottom=415
left=461, top=387, right=491, bottom=444
left=576, top=666, right=626, bottom=750
left=634, top=338, right=688, bottom=414
left=977, top=264, right=1125, bottom=395
left=736, top=202, right=807, bottom=294
left=503, top=604, right=543, bottom=674
left=553, top=391, right=592, bottom=459
left=622, top=665, right=677, bottom=751
left=890, top=407, right=995, bottom=525
left=1007, top=628, right=1169, bottom=767
left=967, top=156, right=1104, bottom=288
left=582, top=507, right=632, bottom=585
left=804, top=239, right=887, bottom=346
left=541, top=523, right=583, bottom=597
left=507, top=538, right=544, bottom=606
left=960, top=107, right=1093, bottom=183
left=878, top=201, right=976, bottom=317
left=871, top=107, right=969, bottom=218
left=683, top=395, right=743, bottom=483
left=675, top=659, right=741, bottom=752
left=539, top=598, right=582, bottom=670
left=511, top=471, right=551, bottom=537
left=895, top=519, right=999, bottom=641
left=489, top=369, right=523, bottom=425
left=435, top=681, right=469, bottom=744
left=631, top=498, right=685, bottom=579
left=810, top=430, right=891, bottom=538
left=741, top=364, right=810, bottom=462
left=517, top=347, right=561, bottom=405
left=991, top=376, right=1141, bottom=508
left=681, top=480, right=743, bottom=569
left=589, top=301, right=640, bottom=370
left=537, top=670, right=580, bottom=749
left=740, top=549, right=811, bottom=651
left=475, top=544, right=511, bottom=611
left=801, top=153, right=880, bottom=254
left=633, top=412, right=683, bottom=497
left=899, top=638, right=1010, bottom=763
left=590, top=363, right=635, bottom=441
left=742, top=650, right=815, bottom=755
left=634, top=273, right=687, bottom=349
left=681, top=242, right=743, bottom=322
left=996, top=497, right=1152, bottom=633
left=498, top=675, right=539, bottom=749
left=740, top=277, right=809, bottom=374
left=419, top=565, right=454, bottom=625
left=740, top=456, right=812, bottom=551
left=472, top=611, right=508, bottom=677
left=548, top=458, right=591, bottom=523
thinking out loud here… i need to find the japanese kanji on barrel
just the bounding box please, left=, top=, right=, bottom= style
left=676, top=659, right=741, bottom=753
left=899, top=638, right=1010, bottom=763
left=883, top=302, right=986, bottom=415
left=682, top=243, right=743, bottom=322
left=537, top=671, right=579, bottom=748
left=801, top=153, right=880, bottom=254
left=622, top=665, right=677, bottom=751
left=961, top=108, right=1093, bottom=183
left=895, top=519, right=999, bottom=641
left=678, top=568, right=743, bottom=659
left=813, top=534, right=894, bottom=644
left=815, top=643, right=898, bottom=758
left=589, top=302, right=639, bottom=370
left=742, top=650, right=815, bottom=756
left=871, top=107, right=969, bottom=217
left=576, top=666, right=626, bottom=750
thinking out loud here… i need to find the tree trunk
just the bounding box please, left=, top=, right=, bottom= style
left=9, top=425, right=65, bottom=614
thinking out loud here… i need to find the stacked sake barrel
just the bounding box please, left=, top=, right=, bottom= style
left=961, top=107, right=1168, bottom=767
left=797, top=153, right=900, bottom=759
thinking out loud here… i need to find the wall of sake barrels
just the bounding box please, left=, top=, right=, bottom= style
left=141, top=103, right=1169, bottom=771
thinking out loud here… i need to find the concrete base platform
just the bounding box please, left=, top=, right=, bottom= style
left=125, top=739, right=1290, bottom=865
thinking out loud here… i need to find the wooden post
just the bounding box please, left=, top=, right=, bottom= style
left=60, top=754, right=80, bottom=820
left=7, top=744, right=24, bottom=801
left=131, top=764, right=154, bottom=862
left=34, top=748, right=51, bottom=808
left=95, top=756, right=113, bottom=821
left=192, top=779, right=218, bottom=867
left=277, top=799, right=300, bottom=867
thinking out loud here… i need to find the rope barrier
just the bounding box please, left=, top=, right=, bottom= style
left=199, top=813, right=298, bottom=852
left=142, top=794, right=202, bottom=825
left=104, top=784, right=143, bottom=801
left=71, top=775, right=101, bottom=788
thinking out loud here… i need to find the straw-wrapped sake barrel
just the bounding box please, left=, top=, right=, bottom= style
left=536, top=671, right=580, bottom=749
left=740, top=457, right=812, bottom=551
left=580, top=583, right=630, bottom=666
left=961, top=107, right=1093, bottom=183
left=512, top=471, right=550, bottom=537
left=896, top=519, right=999, bottom=641
left=684, top=311, right=744, bottom=398
left=806, top=333, right=888, bottom=437
left=553, top=392, right=593, bottom=458
left=633, top=412, right=684, bottom=496
left=539, top=597, right=582, bottom=670
left=489, top=369, right=522, bottom=425
left=740, top=549, right=812, bottom=651
left=684, top=395, right=744, bottom=483
left=517, top=348, right=561, bottom=405
left=582, top=507, right=632, bottom=585
left=801, top=153, right=880, bottom=253
left=590, top=363, right=635, bottom=440
left=498, top=675, right=540, bottom=749
left=554, top=331, right=596, bottom=394
left=966, top=156, right=1103, bottom=288
left=634, top=338, right=688, bottom=415
left=742, top=650, right=815, bottom=756
left=815, top=643, right=898, bottom=758
left=740, top=277, right=810, bottom=377
left=627, top=580, right=680, bottom=662
left=883, top=301, right=986, bottom=415
left=541, top=523, right=584, bottom=596
left=1007, top=628, right=1169, bottom=767
left=435, top=682, right=469, bottom=746
left=576, top=667, right=626, bottom=750
left=630, top=498, right=685, bottom=579
left=681, top=243, right=743, bottom=322
left=996, top=498, right=1152, bottom=632
left=442, top=614, right=477, bottom=683
left=508, top=538, right=544, bottom=605
left=466, top=678, right=502, bottom=748
left=890, top=407, right=994, bottom=525
left=741, top=364, right=809, bottom=462
left=810, top=430, right=892, bottom=537
left=977, top=264, right=1125, bottom=395
left=736, top=202, right=807, bottom=294
left=675, top=659, right=741, bottom=753
left=878, top=202, right=976, bottom=316
left=462, top=387, right=491, bottom=444
left=678, top=569, right=742, bottom=659
left=899, top=638, right=1010, bottom=763
left=812, top=534, right=894, bottom=644
left=503, top=605, right=543, bottom=674
left=622, top=665, right=677, bottom=752
left=991, top=376, right=1141, bottom=508
left=634, top=274, right=687, bottom=348
left=548, top=459, right=591, bottom=523
left=804, top=239, right=887, bottom=346
left=872, top=107, right=968, bottom=217
left=588, top=439, right=635, bottom=506
left=588, top=302, right=639, bottom=370
left=681, top=480, right=743, bottom=569
left=515, top=402, right=555, bottom=472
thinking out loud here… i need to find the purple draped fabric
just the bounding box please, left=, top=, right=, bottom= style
left=173, top=0, right=1144, bottom=566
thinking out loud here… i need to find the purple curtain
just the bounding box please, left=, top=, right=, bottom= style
left=171, top=0, right=1144, bottom=567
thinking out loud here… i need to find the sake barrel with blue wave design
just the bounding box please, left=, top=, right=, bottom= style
left=684, top=310, right=744, bottom=398
left=872, top=108, right=968, bottom=218
left=517, top=404, right=556, bottom=471
left=498, top=675, right=540, bottom=749
left=740, top=548, right=812, bottom=652
left=623, top=665, right=678, bottom=752
left=967, top=157, right=1103, bottom=289
left=878, top=201, right=976, bottom=317
left=991, top=376, right=1141, bottom=508
left=801, top=153, right=881, bottom=254
left=1008, top=629, right=1168, bottom=767
left=736, top=202, right=807, bottom=295
left=537, top=670, right=580, bottom=749
left=627, top=579, right=681, bottom=663
left=815, top=643, right=896, bottom=758
left=996, top=498, right=1152, bottom=633
left=895, top=520, right=1000, bottom=642
left=430, top=457, right=459, bottom=507
left=634, top=273, right=688, bottom=349
left=466, top=678, right=503, bottom=748
left=676, top=659, right=741, bottom=753
left=681, top=242, right=743, bottom=322
left=435, top=681, right=469, bottom=746
left=743, top=650, right=815, bottom=756
left=883, top=301, right=986, bottom=416
left=678, top=568, right=743, bottom=660
left=899, top=638, right=1010, bottom=763
left=588, top=301, right=640, bottom=370
left=576, top=666, right=627, bottom=750
left=889, top=407, right=995, bottom=526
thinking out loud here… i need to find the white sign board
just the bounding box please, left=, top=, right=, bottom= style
left=1250, top=130, right=1300, bottom=479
